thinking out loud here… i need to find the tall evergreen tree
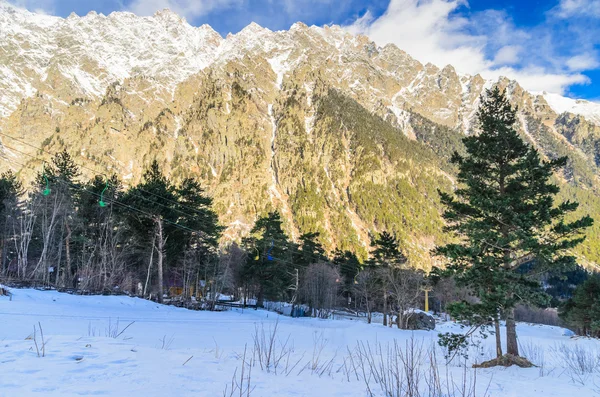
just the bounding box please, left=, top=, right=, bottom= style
left=295, top=232, right=327, bottom=267
left=175, top=177, right=222, bottom=252
left=369, top=231, right=408, bottom=326
left=0, top=171, right=22, bottom=275
left=435, top=87, right=593, bottom=361
left=370, top=232, right=407, bottom=267
left=559, top=275, right=600, bottom=337
left=242, top=212, right=295, bottom=307
left=121, top=160, right=178, bottom=302
left=174, top=177, right=223, bottom=299
left=34, top=150, right=80, bottom=286
left=333, top=249, right=361, bottom=302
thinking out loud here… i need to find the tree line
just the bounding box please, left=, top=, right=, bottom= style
left=0, top=153, right=428, bottom=327
left=0, top=156, right=221, bottom=303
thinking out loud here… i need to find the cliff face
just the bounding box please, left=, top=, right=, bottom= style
left=1, top=4, right=599, bottom=267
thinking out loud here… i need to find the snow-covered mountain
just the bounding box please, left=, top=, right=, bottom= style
left=1, top=2, right=599, bottom=125
left=1, top=3, right=599, bottom=267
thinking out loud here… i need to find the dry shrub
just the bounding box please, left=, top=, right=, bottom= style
left=514, top=305, right=561, bottom=327
left=347, top=336, right=491, bottom=397
left=473, top=354, right=533, bottom=368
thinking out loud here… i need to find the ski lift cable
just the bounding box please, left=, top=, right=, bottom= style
left=5, top=153, right=335, bottom=266
left=0, top=131, right=211, bottom=217
left=1, top=156, right=212, bottom=238
left=2, top=142, right=351, bottom=267
left=7, top=154, right=352, bottom=271
left=0, top=139, right=218, bottom=230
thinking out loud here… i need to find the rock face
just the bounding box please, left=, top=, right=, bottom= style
left=1, top=4, right=600, bottom=267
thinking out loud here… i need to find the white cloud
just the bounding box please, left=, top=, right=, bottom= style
left=346, top=0, right=491, bottom=75
left=482, top=67, right=590, bottom=94
left=127, top=0, right=239, bottom=20
left=493, top=45, right=521, bottom=65
left=346, top=0, right=598, bottom=95
left=567, top=54, right=600, bottom=71
left=6, top=0, right=56, bottom=14
left=554, top=0, right=600, bottom=18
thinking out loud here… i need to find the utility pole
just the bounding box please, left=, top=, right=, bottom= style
left=421, top=285, right=432, bottom=312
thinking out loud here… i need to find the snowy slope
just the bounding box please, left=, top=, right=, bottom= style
left=1, top=288, right=598, bottom=396
left=542, top=92, right=600, bottom=124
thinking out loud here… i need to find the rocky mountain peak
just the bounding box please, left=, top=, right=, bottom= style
left=1, top=5, right=600, bottom=267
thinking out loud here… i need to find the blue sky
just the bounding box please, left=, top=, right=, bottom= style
left=9, top=0, right=600, bottom=99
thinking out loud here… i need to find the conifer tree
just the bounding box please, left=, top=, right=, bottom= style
left=559, top=275, right=600, bottom=337
left=174, top=177, right=223, bottom=300
left=333, top=249, right=361, bottom=303
left=121, top=160, right=178, bottom=302
left=435, top=87, right=593, bottom=361
left=242, top=212, right=295, bottom=306
left=369, top=231, right=407, bottom=326
left=296, top=232, right=327, bottom=268
left=0, top=171, right=22, bottom=275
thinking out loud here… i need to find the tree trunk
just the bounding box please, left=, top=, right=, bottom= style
left=34, top=195, right=60, bottom=278
left=383, top=290, right=388, bottom=326
left=65, top=221, right=72, bottom=284
left=155, top=217, right=165, bottom=304
left=0, top=239, right=5, bottom=276
left=143, top=234, right=156, bottom=297
left=506, top=307, right=519, bottom=356
left=494, top=315, right=503, bottom=358
left=257, top=286, right=264, bottom=308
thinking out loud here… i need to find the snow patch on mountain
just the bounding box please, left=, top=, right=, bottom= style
left=267, top=51, right=291, bottom=89
left=542, top=92, right=600, bottom=124
left=1, top=2, right=600, bottom=134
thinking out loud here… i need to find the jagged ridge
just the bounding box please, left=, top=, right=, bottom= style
left=1, top=3, right=599, bottom=267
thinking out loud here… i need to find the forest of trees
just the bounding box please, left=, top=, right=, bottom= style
left=0, top=88, right=597, bottom=361
left=0, top=153, right=430, bottom=327
left=0, top=156, right=223, bottom=303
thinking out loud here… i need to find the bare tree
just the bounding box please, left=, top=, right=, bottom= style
left=12, top=194, right=37, bottom=279
left=353, top=268, right=378, bottom=324
left=300, top=263, right=340, bottom=318
left=387, top=268, right=424, bottom=329
left=34, top=190, right=65, bottom=282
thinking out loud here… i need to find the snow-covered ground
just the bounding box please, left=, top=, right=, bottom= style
left=1, top=288, right=599, bottom=396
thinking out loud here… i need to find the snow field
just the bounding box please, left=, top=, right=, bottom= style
left=1, top=288, right=599, bottom=396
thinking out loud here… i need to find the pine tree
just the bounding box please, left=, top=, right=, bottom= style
left=559, top=275, right=600, bottom=337
left=174, top=177, right=223, bottom=300
left=0, top=171, right=22, bottom=275
left=121, top=160, right=178, bottom=302
left=242, top=212, right=295, bottom=307
left=435, top=87, right=593, bottom=362
left=371, top=232, right=407, bottom=267
left=296, top=232, right=327, bottom=268
left=369, top=231, right=407, bottom=326
left=333, top=249, right=361, bottom=302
